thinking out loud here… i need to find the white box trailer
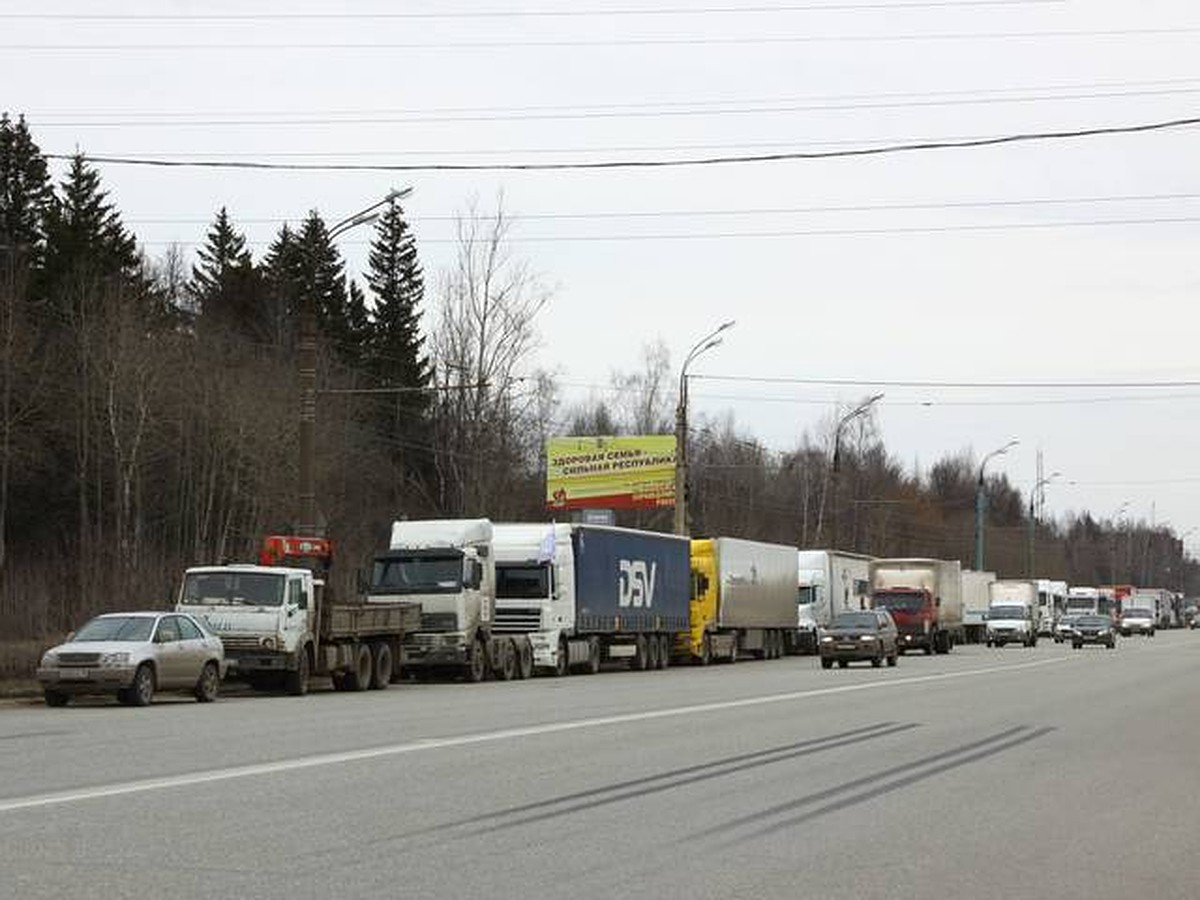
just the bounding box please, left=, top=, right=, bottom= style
left=986, top=580, right=1040, bottom=648
left=795, top=549, right=874, bottom=654
left=961, top=569, right=996, bottom=644
left=1035, top=579, right=1068, bottom=635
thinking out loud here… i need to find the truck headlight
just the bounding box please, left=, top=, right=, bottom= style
left=260, top=636, right=276, bottom=650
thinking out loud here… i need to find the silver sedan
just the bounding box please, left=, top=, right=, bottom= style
left=37, top=611, right=226, bottom=707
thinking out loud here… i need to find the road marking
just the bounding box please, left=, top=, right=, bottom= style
left=0, top=655, right=1070, bottom=814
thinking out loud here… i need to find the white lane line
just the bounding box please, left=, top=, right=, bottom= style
left=0, top=655, right=1070, bottom=814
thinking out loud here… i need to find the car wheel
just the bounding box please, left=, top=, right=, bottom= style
left=43, top=690, right=68, bottom=708
left=837, top=659, right=849, bottom=669
left=194, top=662, right=219, bottom=703
left=1073, top=642, right=1082, bottom=650
left=821, top=657, right=833, bottom=669
left=871, top=651, right=883, bottom=668
left=131, top=663, right=155, bottom=707
left=887, top=652, right=898, bottom=667
left=986, top=640, right=993, bottom=648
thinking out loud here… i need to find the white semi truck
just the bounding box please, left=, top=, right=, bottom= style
left=795, top=549, right=874, bottom=654
left=368, top=519, right=534, bottom=682
left=490, top=522, right=691, bottom=675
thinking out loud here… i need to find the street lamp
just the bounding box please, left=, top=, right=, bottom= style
left=816, top=393, right=884, bottom=548
left=974, top=439, right=1019, bottom=570
left=1027, top=471, right=1061, bottom=577
left=673, top=320, right=735, bottom=535
left=298, top=189, right=411, bottom=536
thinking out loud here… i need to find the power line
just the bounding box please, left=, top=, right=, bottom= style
left=129, top=216, right=1200, bottom=246
left=694, top=375, right=1200, bottom=389
left=30, top=86, right=1200, bottom=128
left=43, top=115, right=1200, bottom=172
left=7, top=27, right=1199, bottom=50
left=0, top=1, right=1068, bottom=20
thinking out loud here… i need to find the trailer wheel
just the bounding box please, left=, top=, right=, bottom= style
left=516, top=640, right=534, bottom=679
left=631, top=635, right=648, bottom=670
left=587, top=638, right=601, bottom=674
left=727, top=637, right=739, bottom=664
left=657, top=635, right=670, bottom=669
left=370, top=641, right=393, bottom=690
left=646, top=634, right=660, bottom=670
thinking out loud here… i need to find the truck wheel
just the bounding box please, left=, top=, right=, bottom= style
left=924, top=639, right=934, bottom=656
left=631, top=635, right=648, bottom=671
left=370, top=642, right=393, bottom=689
left=647, top=634, right=660, bottom=670
left=516, top=640, right=534, bottom=679
left=466, top=639, right=487, bottom=683
left=821, top=657, right=833, bottom=669
left=587, top=638, right=601, bottom=674
left=727, top=637, right=739, bottom=664
left=286, top=646, right=310, bottom=696
left=496, top=639, right=516, bottom=681
left=344, top=643, right=372, bottom=691
left=553, top=639, right=569, bottom=677
left=699, top=634, right=712, bottom=666
left=657, top=635, right=670, bottom=669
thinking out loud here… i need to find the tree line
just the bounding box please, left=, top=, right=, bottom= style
left=1, top=113, right=1194, bottom=651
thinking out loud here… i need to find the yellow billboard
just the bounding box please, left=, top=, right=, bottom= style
left=545, top=435, right=677, bottom=511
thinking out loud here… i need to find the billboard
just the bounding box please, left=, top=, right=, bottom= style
left=545, top=435, right=676, bottom=511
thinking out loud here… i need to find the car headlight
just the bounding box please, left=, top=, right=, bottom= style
left=820, top=636, right=834, bottom=643
left=859, top=635, right=877, bottom=642
left=99, top=651, right=131, bottom=666
left=40, top=652, right=57, bottom=667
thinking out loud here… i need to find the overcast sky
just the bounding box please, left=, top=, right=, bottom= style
left=5, top=0, right=1199, bottom=549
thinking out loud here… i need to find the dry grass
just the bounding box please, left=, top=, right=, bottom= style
left=0, top=638, right=55, bottom=683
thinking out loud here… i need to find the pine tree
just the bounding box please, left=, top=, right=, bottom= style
left=260, top=223, right=302, bottom=348
left=0, top=113, right=53, bottom=267
left=294, top=210, right=360, bottom=367
left=190, top=207, right=265, bottom=339
left=365, top=197, right=429, bottom=406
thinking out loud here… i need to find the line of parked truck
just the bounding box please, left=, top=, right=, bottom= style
left=172, top=520, right=1192, bottom=696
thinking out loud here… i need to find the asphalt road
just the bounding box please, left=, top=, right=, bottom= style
left=1, top=632, right=1197, bottom=899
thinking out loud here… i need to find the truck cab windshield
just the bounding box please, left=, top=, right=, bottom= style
left=496, top=564, right=550, bottom=600
left=372, top=554, right=463, bottom=594
left=181, top=572, right=286, bottom=607
left=989, top=605, right=1027, bottom=619
left=873, top=591, right=926, bottom=614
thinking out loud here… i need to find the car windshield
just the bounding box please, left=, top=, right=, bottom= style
left=989, top=606, right=1027, bottom=619
left=873, top=591, right=925, bottom=613
left=1123, top=609, right=1152, bottom=618
left=181, top=572, right=286, bottom=607
left=831, top=613, right=877, bottom=629
left=72, top=615, right=156, bottom=642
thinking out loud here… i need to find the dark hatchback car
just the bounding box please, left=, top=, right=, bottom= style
left=1072, top=614, right=1117, bottom=649
left=820, top=610, right=899, bottom=669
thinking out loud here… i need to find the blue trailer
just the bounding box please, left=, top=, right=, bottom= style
left=492, top=523, right=690, bottom=675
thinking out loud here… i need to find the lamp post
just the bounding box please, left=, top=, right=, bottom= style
left=1026, top=471, right=1061, bottom=577
left=819, top=393, right=884, bottom=549
left=1110, top=501, right=1129, bottom=583
left=673, top=320, right=735, bottom=535
left=974, top=439, right=1018, bottom=570
left=298, top=189, right=410, bottom=536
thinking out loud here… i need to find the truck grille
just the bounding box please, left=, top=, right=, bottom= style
left=218, top=635, right=264, bottom=651
left=493, top=607, right=542, bottom=633
left=418, top=612, right=458, bottom=633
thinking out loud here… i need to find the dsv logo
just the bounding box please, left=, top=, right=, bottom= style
left=618, top=559, right=657, bottom=608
